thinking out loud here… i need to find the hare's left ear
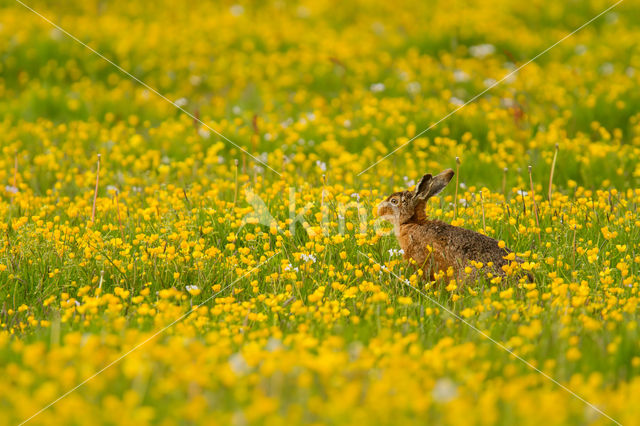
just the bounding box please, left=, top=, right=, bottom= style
left=415, top=169, right=454, bottom=200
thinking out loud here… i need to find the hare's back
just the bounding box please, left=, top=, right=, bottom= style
left=426, top=220, right=511, bottom=266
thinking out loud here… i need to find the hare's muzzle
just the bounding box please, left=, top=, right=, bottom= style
left=377, top=201, right=393, bottom=219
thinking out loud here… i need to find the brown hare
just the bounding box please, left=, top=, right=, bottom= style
left=377, top=169, right=531, bottom=284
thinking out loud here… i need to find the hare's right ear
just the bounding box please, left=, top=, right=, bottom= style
left=414, top=173, right=432, bottom=198
left=415, top=169, right=454, bottom=200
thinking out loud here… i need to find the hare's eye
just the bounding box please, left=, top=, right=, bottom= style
left=390, top=198, right=399, bottom=205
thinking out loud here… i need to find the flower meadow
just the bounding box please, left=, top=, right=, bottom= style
left=2, top=0, right=640, bottom=424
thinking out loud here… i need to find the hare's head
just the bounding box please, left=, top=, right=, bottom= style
left=377, top=169, right=454, bottom=225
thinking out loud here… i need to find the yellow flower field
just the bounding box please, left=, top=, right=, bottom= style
left=1, top=0, right=640, bottom=424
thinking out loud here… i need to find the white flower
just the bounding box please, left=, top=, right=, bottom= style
left=432, top=378, right=458, bottom=403
left=388, top=248, right=404, bottom=257
left=517, top=189, right=528, bottom=196
left=5, top=185, right=18, bottom=194
left=483, top=78, right=497, bottom=88
left=453, top=70, right=470, bottom=82
left=198, top=128, right=211, bottom=139
left=284, top=263, right=299, bottom=272
left=173, top=97, right=188, bottom=108
left=370, top=83, right=385, bottom=93
left=449, top=97, right=465, bottom=106
left=469, top=44, right=495, bottom=59
left=407, top=81, right=421, bottom=95
left=185, top=285, right=199, bottom=292
left=316, top=160, right=327, bottom=172
left=229, top=4, right=244, bottom=16
left=300, top=253, right=317, bottom=263
left=265, top=338, right=283, bottom=352
left=600, top=63, right=614, bottom=75
left=501, top=98, right=515, bottom=108
left=459, top=183, right=467, bottom=189
left=403, top=176, right=416, bottom=187
left=575, top=44, right=587, bottom=55
left=343, top=119, right=352, bottom=128
left=504, top=71, right=517, bottom=84
left=232, top=105, right=242, bottom=115
left=350, top=193, right=360, bottom=201
left=229, top=353, right=249, bottom=375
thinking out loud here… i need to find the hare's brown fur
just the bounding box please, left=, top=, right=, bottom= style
left=378, top=169, right=529, bottom=283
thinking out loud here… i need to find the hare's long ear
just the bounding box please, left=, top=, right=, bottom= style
left=414, top=173, right=432, bottom=198
left=416, top=169, right=454, bottom=200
